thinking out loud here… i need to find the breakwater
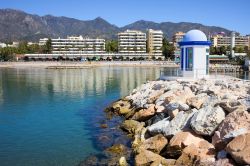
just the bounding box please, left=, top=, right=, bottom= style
left=104, top=77, right=250, bottom=165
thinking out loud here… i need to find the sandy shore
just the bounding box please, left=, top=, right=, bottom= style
left=0, top=61, right=178, bottom=69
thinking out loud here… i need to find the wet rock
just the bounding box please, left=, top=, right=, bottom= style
left=111, top=100, right=132, bottom=115
left=167, top=131, right=204, bottom=157
left=131, top=105, right=156, bottom=121
left=119, top=156, right=128, bottom=166
left=226, top=133, right=250, bottom=165
left=212, top=110, right=250, bottom=150
left=217, top=99, right=246, bottom=113
left=190, top=105, right=225, bottom=136
left=147, top=118, right=170, bottom=136
left=120, top=120, right=144, bottom=135
left=162, top=109, right=198, bottom=138
left=139, top=134, right=168, bottom=154
left=106, top=144, right=127, bottom=155
left=100, top=124, right=108, bottom=128
left=186, top=93, right=208, bottom=109
left=135, top=149, right=175, bottom=166
left=175, top=140, right=216, bottom=166
left=145, top=113, right=166, bottom=126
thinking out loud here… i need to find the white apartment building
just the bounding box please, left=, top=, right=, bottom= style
left=211, top=33, right=250, bottom=48
left=147, top=29, right=163, bottom=57
left=0, top=42, right=7, bottom=48
left=39, top=38, right=49, bottom=46
left=173, top=31, right=186, bottom=48
left=118, top=30, right=146, bottom=54
left=51, top=36, right=105, bottom=55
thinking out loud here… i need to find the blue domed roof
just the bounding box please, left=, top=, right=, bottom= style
left=183, top=30, right=207, bottom=42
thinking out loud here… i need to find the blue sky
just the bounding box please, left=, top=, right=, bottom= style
left=1, top=0, right=249, bottom=34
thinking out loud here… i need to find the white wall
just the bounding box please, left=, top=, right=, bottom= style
left=193, top=46, right=207, bottom=77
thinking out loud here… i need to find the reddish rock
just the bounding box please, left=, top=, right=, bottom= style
left=226, top=133, right=250, bottom=165
left=186, top=93, right=207, bottom=109
left=212, top=110, right=250, bottom=150
left=176, top=140, right=216, bottom=166
left=135, top=149, right=175, bottom=166
left=132, top=105, right=156, bottom=121
left=167, top=131, right=204, bottom=157
left=140, top=134, right=168, bottom=154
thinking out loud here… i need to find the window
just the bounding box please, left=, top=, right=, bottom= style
left=186, top=47, right=193, bottom=71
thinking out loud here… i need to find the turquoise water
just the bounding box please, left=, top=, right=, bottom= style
left=0, top=67, right=161, bottom=166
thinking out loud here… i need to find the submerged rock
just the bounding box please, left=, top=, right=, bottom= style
left=120, top=120, right=144, bottom=135
left=190, top=105, right=225, bottom=136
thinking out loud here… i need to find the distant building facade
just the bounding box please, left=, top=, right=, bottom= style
left=51, top=36, right=105, bottom=55
left=173, top=31, right=186, bottom=48
left=211, top=33, right=250, bottom=48
left=118, top=30, right=146, bottom=54
left=147, top=29, right=163, bottom=57
left=0, top=42, right=7, bottom=48
left=39, top=38, right=49, bottom=46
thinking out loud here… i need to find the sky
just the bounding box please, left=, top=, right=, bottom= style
left=0, top=0, right=249, bottom=35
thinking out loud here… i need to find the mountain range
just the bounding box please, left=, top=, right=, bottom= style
left=0, top=9, right=232, bottom=42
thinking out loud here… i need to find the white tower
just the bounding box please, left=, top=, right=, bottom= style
left=179, top=30, right=211, bottom=78
left=231, top=31, right=236, bottom=58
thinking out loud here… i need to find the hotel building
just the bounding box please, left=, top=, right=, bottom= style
left=173, top=31, right=186, bottom=48
left=39, top=38, right=48, bottom=46
left=211, top=33, right=250, bottom=48
left=147, top=29, right=163, bottom=57
left=118, top=30, right=146, bottom=54
left=51, top=36, right=105, bottom=55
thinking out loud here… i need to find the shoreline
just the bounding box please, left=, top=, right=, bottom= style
left=0, top=61, right=178, bottom=69
left=96, top=77, right=250, bottom=165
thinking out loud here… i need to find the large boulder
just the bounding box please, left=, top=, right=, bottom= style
left=190, top=106, right=225, bottom=136
left=147, top=118, right=170, bottom=136
left=175, top=140, right=216, bottom=166
left=135, top=149, right=175, bottom=166
left=120, top=120, right=144, bottom=135
left=217, top=99, right=246, bottom=113
left=166, top=131, right=204, bottom=157
left=162, top=109, right=198, bottom=138
left=139, top=134, right=168, bottom=154
left=226, top=133, right=250, bottom=165
left=131, top=105, right=156, bottom=121
left=212, top=110, right=250, bottom=150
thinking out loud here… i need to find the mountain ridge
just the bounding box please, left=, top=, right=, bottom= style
left=0, top=9, right=232, bottom=42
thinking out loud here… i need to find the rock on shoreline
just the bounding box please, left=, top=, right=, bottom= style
left=106, top=78, right=250, bottom=165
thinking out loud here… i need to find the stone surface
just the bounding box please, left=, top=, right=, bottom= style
left=132, top=105, right=156, bottom=121
left=226, top=133, right=250, bottom=165
left=162, top=109, right=198, bottom=138
left=119, top=156, right=128, bottom=166
left=186, top=93, right=207, bottom=109
left=139, top=134, right=168, bottom=154
left=217, top=99, right=246, bottom=113
left=167, top=131, right=204, bottom=157
left=175, top=140, right=216, bottom=166
left=214, top=158, right=235, bottom=166
left=212, top=110, right=250, bottom=149
left=112, top=100, right=132, bottom=115
left=147, top=117, right=170, bottom=136
left=135, top=149, right=175, bottom=166
left=120, top=120, right=144, bottom=135
left=145, top=113, right=166, bottom=126
left=190, top=105, right=225, bottom=136
left=167, top=109, right=179, bottom=119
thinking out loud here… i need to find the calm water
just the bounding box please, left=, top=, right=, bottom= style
left=0, top=67, right=161, bottom=166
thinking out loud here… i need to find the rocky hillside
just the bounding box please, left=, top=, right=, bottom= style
left=101, top=78, right=250, bottom=165
left=0, top=9, right=232, bottom=42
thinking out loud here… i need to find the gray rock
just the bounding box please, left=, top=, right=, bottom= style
left=217, top=150, right=228, bottom=159
left=190, top=106, right=225, bottom=136
left=179, top=103, right=190, bottom=111
left=145, top=113, right=167, bottom=126
left=165, top=103, right=179, bottom=112
left=222, top=128, right=248, bottom=142
left=162, top=109, right=198, bottom=138
left=147, top=117, right=170, bottom=136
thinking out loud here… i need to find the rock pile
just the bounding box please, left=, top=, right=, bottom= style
left=107, top=78, right=250, bottom=166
